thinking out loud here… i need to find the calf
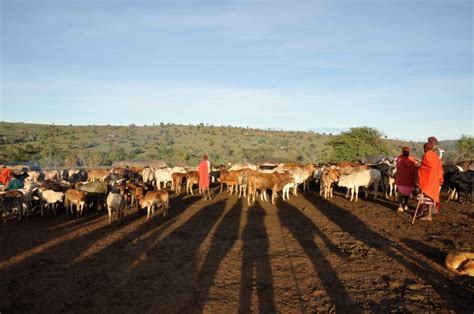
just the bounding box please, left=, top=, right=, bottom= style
left=139, top=190, right=169, bottom=220
left=172, top=172, right=187, bottom=195
left=65, top=189, right=87, bottom=218
left=106, top=192, right=125, bottom=224
left=133, top=186, right=146, bottom=207
left=186, top=171, right=200, bottom=195
left=321, top=168, right=340, bottom=199
left=385, top=166, right=397, bottom=199
left=247, top=172, right=275, bottom=205
left=218, top=170, right=238, bottom=195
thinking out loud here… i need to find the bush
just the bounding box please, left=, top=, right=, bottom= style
left=456, top=135, right=474, bottom=159
left=328, top=127, right=389, bottom=162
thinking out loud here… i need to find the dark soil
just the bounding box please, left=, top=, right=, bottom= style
left=1, top=187, right=473, bottom=313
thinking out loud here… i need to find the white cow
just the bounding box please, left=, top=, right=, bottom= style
left=106, top=192, right=125, bottom=224
left=154, top=167, right=186, bottom=190
left=338, top=169, right=382, bottom=202
left=273, top=163, right=315, bottom=196
left=142, top=167, right=155, bottom=186
left=38, top=188, right=64, bottom=215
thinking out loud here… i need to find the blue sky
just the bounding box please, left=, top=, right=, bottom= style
left=1, top=0, right=472, bottom=141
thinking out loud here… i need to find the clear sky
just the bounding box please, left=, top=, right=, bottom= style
left=1, top=0, right=472, bottom=141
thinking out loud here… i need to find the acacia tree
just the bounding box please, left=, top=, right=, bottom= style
left=327, top=127, right=390, bottom=162
left=456, top=135, right=474, bottom=159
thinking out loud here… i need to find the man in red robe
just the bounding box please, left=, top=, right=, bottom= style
left=197, top=155, right=211, bottom=200
left=395, top=146, right=417, bottom=212
left=1, top=166, right=12, bottom=186
left=417, top=142, right=444, bottom=221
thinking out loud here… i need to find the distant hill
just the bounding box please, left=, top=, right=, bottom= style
left=0, top=122, right=461, bottom=167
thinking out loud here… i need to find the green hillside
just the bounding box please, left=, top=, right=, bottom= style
left=0, top=122, right=463, bottom=167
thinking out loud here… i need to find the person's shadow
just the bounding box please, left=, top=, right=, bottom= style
left=239, top=201, right=276, bottom=313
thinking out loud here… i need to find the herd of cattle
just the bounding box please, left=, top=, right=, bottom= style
left=0, top=158, right=472, bottom=225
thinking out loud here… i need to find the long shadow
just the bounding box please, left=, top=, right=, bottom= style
left=0, top=210, right=104, bottom=263
left=239, top=201, right=276, bottom=313
left=194, top=198, right=243, bottom=311
left=0, top=208, right=146, bottom=312
left=61, top=193, right=202, bottom=267
left=67, top=199, right=230, bottom=312
left=401, top=238, right=448, bottom=268
left=301, top=191, right=474, bottom=311
left=0, top=195, right=202, bottom=312
left=275, top=198, right=359, bottom=313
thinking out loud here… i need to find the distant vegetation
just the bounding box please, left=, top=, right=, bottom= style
left=328, top=127, right=390, bottom=162
left=456, top=135, right=474, bottom=160
left=0, top=122, right=467, bottom=168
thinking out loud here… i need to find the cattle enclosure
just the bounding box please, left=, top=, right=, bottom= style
left=1, top=187, right=473, bottom=313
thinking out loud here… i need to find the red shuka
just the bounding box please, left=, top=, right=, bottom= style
left=395, top=155, right=416, bottom=187
left=418, top=150, right=444, bottom=205
left=0, top=168, right=11, bottom=185
left=198, top=160, right=210, bottom=189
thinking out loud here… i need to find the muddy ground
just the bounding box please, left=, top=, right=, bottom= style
left=1, top=186, right=473, bottom=313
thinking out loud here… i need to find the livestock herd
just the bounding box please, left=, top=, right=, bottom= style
left=0, top=158, right=472, bottom=225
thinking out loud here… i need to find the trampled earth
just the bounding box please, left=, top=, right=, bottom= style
left=1, top=187, right=473, bottom=313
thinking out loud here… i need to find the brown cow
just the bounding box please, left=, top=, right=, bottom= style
left=139, top=190, right=169, bottom=220
left=271, top=171, right=294, bottom=202
left=219, top=169, right=252, bottom=197
left=321, top=168, right=340, bottom=199
left=247, top=172, right=276, bottom=205
left=133, top=186, right=146, bottom=207
left=87, top=169, right=110, bottom=182
left=65, top=189, right=87, bottom=218
left=172, top=172, right=187, bottom=195
left=186, top=171, right=199, bottom=195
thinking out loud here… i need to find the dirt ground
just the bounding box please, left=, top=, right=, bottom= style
left=1, top=186, right=473, bottom=313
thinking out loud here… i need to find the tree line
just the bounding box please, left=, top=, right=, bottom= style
left=0, top=124, right=472, bottom=167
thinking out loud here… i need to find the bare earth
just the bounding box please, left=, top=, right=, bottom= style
left=1, top=187, right=473, bottom=313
